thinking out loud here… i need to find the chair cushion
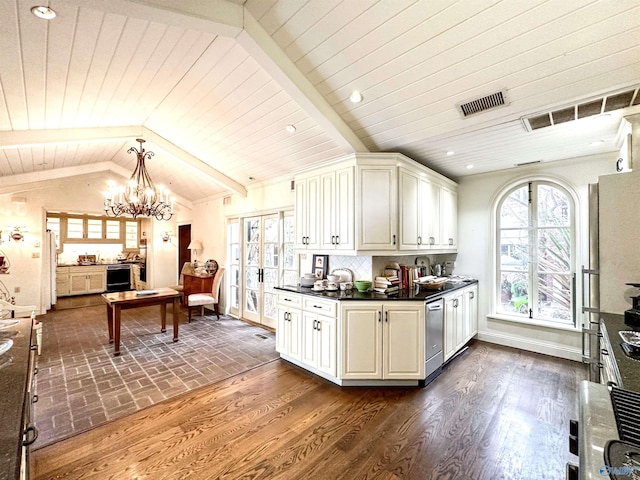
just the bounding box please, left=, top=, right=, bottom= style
left=188, top=293, right=214, bottom=306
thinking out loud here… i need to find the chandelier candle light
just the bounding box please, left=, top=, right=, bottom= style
left=104, top=139, right=174, bottom=220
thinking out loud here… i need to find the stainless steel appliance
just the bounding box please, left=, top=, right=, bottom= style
left=106, top=264, right=131, bottom=292
left=425, top=298, right=444, bottom=383
left=569, top=381, right=640, bottom=480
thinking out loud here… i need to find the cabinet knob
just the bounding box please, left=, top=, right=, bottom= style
left=429, top=237, right=435, bottom=245
left=378, top=311, right=381, bottom=322
left=417, top=236, right=422, bottom=245
left=335, top=235, right=339, bottom=245
left=392, top=234, right=396, bottom=245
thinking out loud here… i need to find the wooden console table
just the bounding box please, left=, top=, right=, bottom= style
left=102, top=288, right=181, bottom=356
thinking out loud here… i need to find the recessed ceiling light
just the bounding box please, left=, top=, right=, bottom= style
left=446, top=151, right=455, bottom=156
left=466, top=164, right=474, bottom=170
left=31, top=6, right=56, bottom=20
left=590, top=140, right=605, bottom=147
left=285, top=124, right=296, bottom=133
left=349, top=91, right=363, bottom=103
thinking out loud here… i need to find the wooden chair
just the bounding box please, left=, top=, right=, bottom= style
left=170, top=262, right=195, bottom=302
left=184, top=267, right=225, bottom=322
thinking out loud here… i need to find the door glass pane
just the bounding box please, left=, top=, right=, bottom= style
left=227, top=220, right=240, bottom=314
left=246, top=289, right=258, bottom=314
left=264, top=292, right=276, bottom=322
left=282, top=212, right=297, bottom=286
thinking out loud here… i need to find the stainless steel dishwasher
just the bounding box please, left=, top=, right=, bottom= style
left=425, top=298, right=444, bottom=383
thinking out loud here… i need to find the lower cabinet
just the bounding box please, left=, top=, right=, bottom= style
left=276, top=293, right=302, bottom=361
left=301, top=311, right=336, bottom=377
left=444, top=284, right=478, bottom=361
left=341, top=302, right=424, bottom=380
left=57, top=266, right=106, bottom=297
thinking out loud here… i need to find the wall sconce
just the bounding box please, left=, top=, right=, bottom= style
left=161, top=231, right=173, bottom=242
left=7, top=227, right=27, bottom=242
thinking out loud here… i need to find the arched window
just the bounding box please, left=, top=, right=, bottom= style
left=496, top=180, right=575, bottom=325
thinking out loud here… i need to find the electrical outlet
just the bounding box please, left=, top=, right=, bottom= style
left=32, top=252, right=40, bottom=258
left=34, top=241, right=41, bottom=247
left=14, top=287, right=20, bottom=293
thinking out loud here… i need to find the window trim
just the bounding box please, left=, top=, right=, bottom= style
left=492, top=176, right=582, bottom=328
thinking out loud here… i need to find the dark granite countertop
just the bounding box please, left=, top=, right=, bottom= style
left=275, top=279, right=477, bottom=302
left=600, top=312, right=640, bottom=393
left=0, top=317, right=33, bottom=480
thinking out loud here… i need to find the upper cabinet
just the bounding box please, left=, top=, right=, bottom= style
left=320, top=166, right=354, bottom=250
left=294, top=153, right=457, bottom=255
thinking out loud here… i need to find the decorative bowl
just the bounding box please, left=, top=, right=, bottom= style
left=326, top=274, right=341, bottom=282
left=354, top=280, right=372, bottom=292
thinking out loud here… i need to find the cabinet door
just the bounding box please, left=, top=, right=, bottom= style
left=320, top=172, right=336, bottom=250
left=294, top=176, right=320, bottom=249
left=86, top=270, right=106, bottom=293
left=277, top=307, right=303, bottom=360
left=444, top=295, right=458, bottom=361
left=334, top=166, right=354, bottom=250
left=301, top=311, right=318, bottom=367
left=341, top=304, right=382, bottom=379
left=398, top=168, right=419, bottom=250
left=464, top=285, right=478, bottom=341
left=316, top=315, right=336, bottom=376
left=383, top=304, right=425, bottom=379
left=357, top=166, right=397, bottom=250
left=69, top=272, right=88, bottom=295
left=421, top=178, right=440, bottom=249
left=441, top=186, right=457, bottom=250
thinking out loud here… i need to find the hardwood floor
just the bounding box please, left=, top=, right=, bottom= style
left=33, top=341, right=586, bottom=480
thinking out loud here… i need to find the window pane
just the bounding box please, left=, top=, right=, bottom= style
left=105, top=220, right=120, bottom=239
left=46, top=217, right=60, bottom=247
left=538, top=273, right=571, bottom=322
left=67, top=218, right=83, bottom=239
left=125, top=221, right=138, bottom=249
left=500, top=187, right=528, bottom=228
left=499, top=230, right=529, bottom=271
left=86, top=219, right=102, bottom=239
left=499, top=272, right=529, bottom=315
left=538, top=228, right=571, bottom=273
left=538, top=184, right=570, bottom=227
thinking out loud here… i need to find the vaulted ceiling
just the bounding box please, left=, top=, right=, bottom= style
left=1, top=0, right=639, bottom=210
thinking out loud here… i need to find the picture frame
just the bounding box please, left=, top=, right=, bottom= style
left=312, top=254, right=328, bottom=279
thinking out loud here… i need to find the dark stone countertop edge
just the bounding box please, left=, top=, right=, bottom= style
left=600, top=312, right=640, bottom=393
left=0, top=317, right=33, bottom=480
left=275, top=279, right=477, bottom=302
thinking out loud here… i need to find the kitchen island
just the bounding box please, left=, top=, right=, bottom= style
left=274, top=280, right=478, bottom=386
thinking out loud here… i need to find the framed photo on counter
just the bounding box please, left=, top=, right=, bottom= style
left=312, top=254, right=328, bottom=279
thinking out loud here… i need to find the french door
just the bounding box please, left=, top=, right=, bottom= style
left=243, top=214, right=280, bottom=328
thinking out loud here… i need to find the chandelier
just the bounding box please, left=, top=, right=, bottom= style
left=104, top=139, right=174, bottom=221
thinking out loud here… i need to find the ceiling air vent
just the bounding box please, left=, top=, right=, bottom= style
left=522, top=85, right=640, bottom=132
left=457, top=89, right=508, bottom=117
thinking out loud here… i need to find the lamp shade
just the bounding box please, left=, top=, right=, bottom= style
left=187, top=240, right=203, bottom=251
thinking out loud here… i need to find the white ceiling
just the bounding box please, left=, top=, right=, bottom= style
left=1, top=0, right=639, bottom=208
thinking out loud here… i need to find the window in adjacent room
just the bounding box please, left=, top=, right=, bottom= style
left=496, top=181, right=575, bottom=326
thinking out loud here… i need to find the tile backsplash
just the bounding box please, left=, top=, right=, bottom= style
left=328, top=255, right=372, bottom=281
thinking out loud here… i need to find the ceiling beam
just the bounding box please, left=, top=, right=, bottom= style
left=0, top=127, right=247, bottom=197
left=142, top=128, right=247, bottom=197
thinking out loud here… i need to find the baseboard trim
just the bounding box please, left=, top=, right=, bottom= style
left=477, top=331, right=583, bottom=362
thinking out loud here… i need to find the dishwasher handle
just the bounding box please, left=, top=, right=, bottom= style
left=427, top=303, right=443, bottom=311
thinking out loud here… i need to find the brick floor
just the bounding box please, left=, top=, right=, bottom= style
left=33, top=301, right=278, bottom=448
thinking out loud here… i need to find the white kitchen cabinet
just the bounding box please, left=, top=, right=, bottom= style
left=399, top=168, right=442, bottom=251
left=67, top=266, right=106, bottom=296
left=357, top=163, right=397, bottom=251
left=341, top=302, right=424, bottom=380
left=440, top=186, right=458, bottom=250
left=301, top=311, right=336, bottom=377
left=294, top=175, right=320, bottom=249
left=276, top=293, right=302, bottom=361
left=444, top=284, right=478, bottom=361
left=319, top=166, right=354, bottom=250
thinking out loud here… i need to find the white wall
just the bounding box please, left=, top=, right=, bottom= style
left=456, top=152, right=618, bottom=361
